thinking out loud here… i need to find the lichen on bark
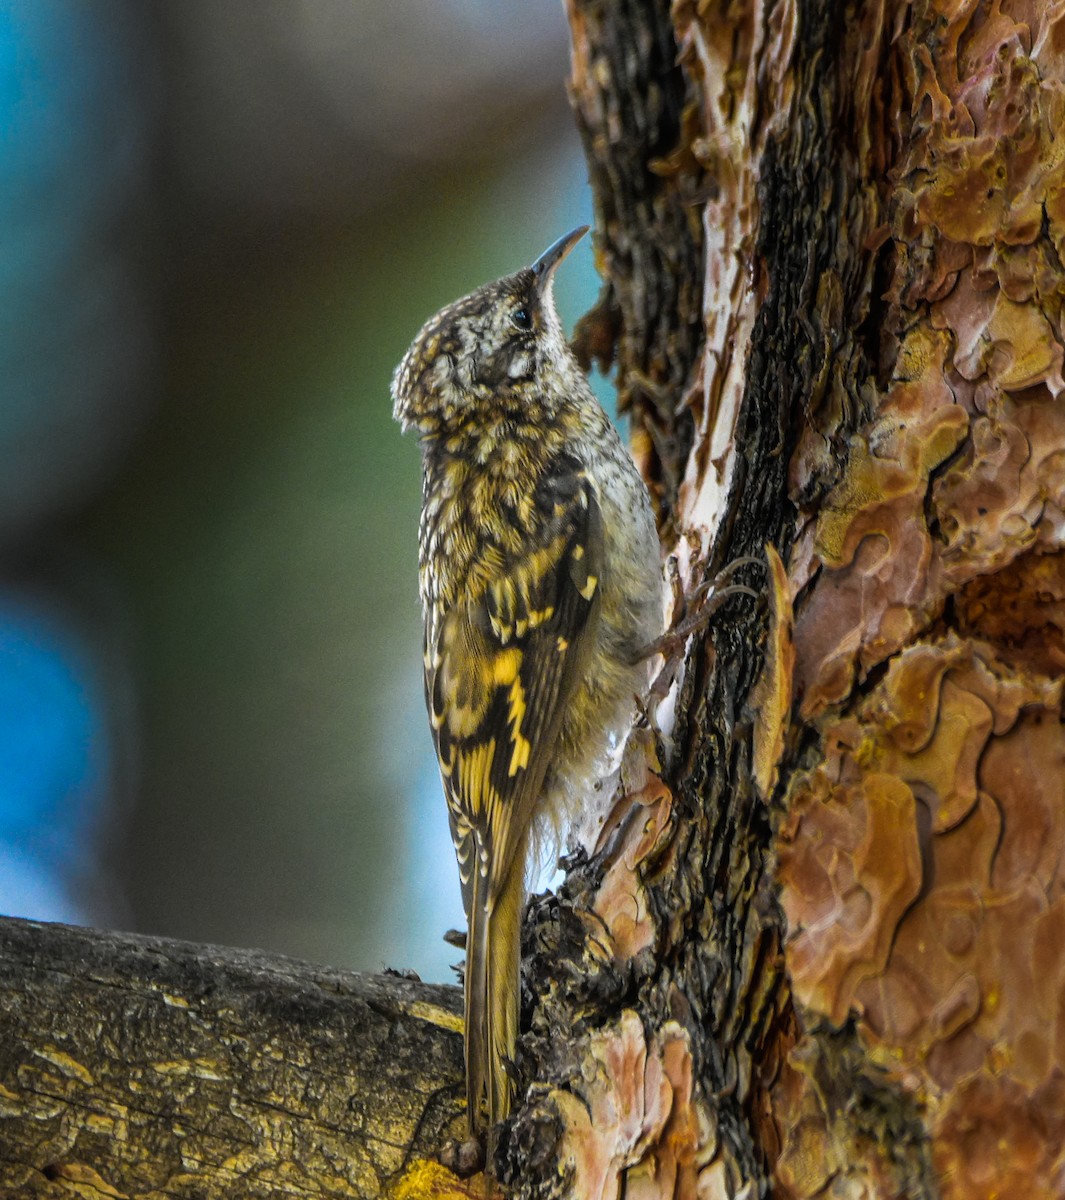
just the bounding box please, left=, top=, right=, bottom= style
left=0, top=920, right=466, bottom=1199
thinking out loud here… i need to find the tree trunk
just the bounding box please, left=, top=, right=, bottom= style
left=504, top=0, right=1065, bottom=1196
left=4, top=1, right=1064, bottom=1197
left=0, top=918, right=467, bottom=1198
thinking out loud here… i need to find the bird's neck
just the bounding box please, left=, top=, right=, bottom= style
left=421, top=407, right=567, bottom=478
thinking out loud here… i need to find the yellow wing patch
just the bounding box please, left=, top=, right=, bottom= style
left=506, top=675, right=531, bottom=777
left=490, top=647, right=522, bottom=686
left=456, top=737, right=498, bottom=823
left=424, top=468, right=604, bottom=904
left=440, top=646, right=522, bottom=739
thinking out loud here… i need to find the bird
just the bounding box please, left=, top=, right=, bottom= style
left=391, top=226, right=662, bottom=1137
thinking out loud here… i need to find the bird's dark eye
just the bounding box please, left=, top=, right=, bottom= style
left=511, top=307, right=533, bottom=331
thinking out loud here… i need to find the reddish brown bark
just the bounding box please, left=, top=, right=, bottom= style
left=504, top=1, right=1065, bottom=1196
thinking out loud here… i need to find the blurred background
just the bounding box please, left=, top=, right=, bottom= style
left=0, top=0, right=608, bottom=983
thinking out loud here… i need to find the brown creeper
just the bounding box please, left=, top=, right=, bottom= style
left=392, top=227, right=662, bottom=1135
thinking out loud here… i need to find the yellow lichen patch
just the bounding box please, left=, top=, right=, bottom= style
left=812, top=441, right=914, bottom=567
left=39, top=1162, right=128, bottom=1198
left=0, top=1081, right=21, bottom=1118
left=149, top=1058, right=226, bottom=1081
left=389, top=1159, right=482, bottom=1199
left=85, top=1112, right=117, bottom=1137
left=985, top=296, right=1064, bottom=391
left=751, top=543, right=795, bottom=799
left=404, top=1000, right=464, bottom=1036
left=33, top=1047, right=94, bottom=1086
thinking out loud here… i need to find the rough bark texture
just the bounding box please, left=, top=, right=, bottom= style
left=498, top=0, right=1065, bottom=1197
left=0, top=918, right=466, bottom=1198
left=777, top=2, right=1065, bottom=1194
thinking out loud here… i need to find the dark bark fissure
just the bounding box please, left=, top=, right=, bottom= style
left=654, top=0, right=874, bottom=1182
left=729, top=0, right=936, bottom=1192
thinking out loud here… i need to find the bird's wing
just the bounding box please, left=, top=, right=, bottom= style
left=425, top=467, right=603, bottom=913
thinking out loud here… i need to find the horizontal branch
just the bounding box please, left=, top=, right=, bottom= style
left=0, top=917, right=465, bottom=1198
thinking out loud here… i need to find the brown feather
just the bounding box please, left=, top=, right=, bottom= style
left=427, top=471, right=602, bottom=1130
left=465, top=829, right=525, bottom=1130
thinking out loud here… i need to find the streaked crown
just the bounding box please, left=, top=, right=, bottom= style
left=392, top=227, right=589, bottom=435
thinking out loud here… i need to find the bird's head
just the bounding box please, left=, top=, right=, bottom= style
left=392, top=226, right=588, bottom=436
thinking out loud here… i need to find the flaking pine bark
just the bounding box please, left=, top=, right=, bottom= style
left=3, top=2, right=1065, bottom=1198
left=499, top=0, right=1065, bottom=1197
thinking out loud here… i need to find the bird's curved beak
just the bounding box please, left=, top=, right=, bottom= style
left=531, top=226, right=589, bottom=296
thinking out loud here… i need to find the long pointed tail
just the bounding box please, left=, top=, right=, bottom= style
left=465, top=839, right=525, bottom=1134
